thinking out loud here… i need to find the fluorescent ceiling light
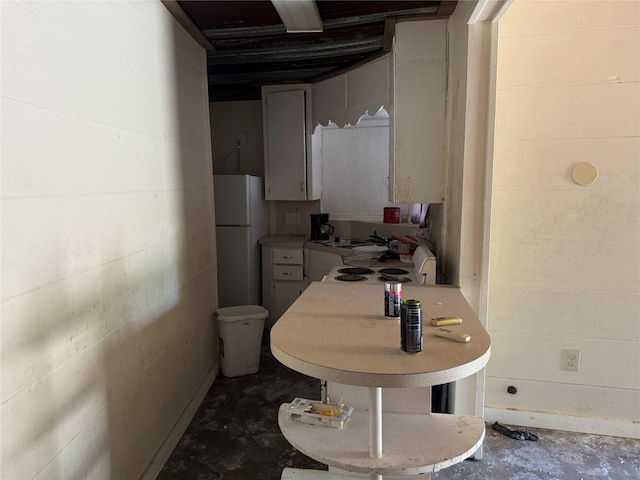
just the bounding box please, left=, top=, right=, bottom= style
left=271, top=0, right=323, bottom=33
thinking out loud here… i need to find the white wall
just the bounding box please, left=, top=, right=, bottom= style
left=442, top=0, right=493, bottom=422
left=1, top=1, right=218, bottom=478
left=210, top=100, right=264, bottom=176
left=485, top=0, right=640, bottom=437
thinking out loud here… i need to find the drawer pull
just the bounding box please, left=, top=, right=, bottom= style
left=282, top=272, right=293, bottom=276
left=281, top=256, right=293, bottom=259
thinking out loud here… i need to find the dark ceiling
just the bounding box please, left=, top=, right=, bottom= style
left=175, top=1, right=458, bottom=102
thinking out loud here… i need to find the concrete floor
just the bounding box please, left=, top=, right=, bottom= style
left=431, top=424, right=639, bottom=480
left=158, top=341, right=639, bottom=480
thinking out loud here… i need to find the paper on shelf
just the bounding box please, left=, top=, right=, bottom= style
left=287, top=398, right=354, bottom=429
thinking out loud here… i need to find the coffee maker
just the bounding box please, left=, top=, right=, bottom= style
left=310, top=213, right=333, bottom=241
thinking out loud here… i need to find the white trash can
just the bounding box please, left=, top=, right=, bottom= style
left=217, top=305, right=268, bottom=377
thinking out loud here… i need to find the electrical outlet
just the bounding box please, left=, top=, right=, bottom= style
left=285, top=212, right=300, bottom=225
left=562, top=348, right=581, bottom=372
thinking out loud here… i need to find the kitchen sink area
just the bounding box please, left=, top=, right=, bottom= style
left=307, top=229, right=436, bottom=264
left=312, top=238, right=371, bottom=248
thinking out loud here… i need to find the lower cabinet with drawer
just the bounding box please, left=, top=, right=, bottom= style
left=262, top=246, right=306, bottom=329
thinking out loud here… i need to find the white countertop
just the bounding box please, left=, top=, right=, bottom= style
left=270, top=282, right=491, bottom=388
left=259, top=235, right=413, bottom=268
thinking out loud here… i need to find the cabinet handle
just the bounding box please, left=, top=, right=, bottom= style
left=281, top=255, right=293, bottom=259
left=282, top=272, right=293, bottom=276
left=300, top=181, right=304, bottom=192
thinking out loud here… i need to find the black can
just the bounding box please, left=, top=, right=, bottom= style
left=401, top=299, right=423, bottom=353
left=384, top=281, right=402, bottom=319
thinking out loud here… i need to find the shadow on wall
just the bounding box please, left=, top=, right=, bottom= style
left=210, top=100, right=265, bottom=177
left=103, top=18, right=220, bottom=479
left=2, top=254, right=116, bottom=478
left=1, top=19, right=218, bottom=480
left=3, top=238, right=217, bottom=479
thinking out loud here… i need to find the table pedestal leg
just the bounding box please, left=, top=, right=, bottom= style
left=369, top=387, right=383, bottom=480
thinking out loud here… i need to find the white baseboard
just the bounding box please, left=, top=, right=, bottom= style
left=140, top=360, right=221, bottom=480
left=484, top=408, right=640, bottom=439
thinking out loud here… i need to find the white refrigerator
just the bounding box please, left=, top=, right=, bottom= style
left=214, top=175, right=268, bottom=308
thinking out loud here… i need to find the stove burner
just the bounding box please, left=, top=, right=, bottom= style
left=335, top=274, right=367, bottom=282
left=378, top=275, right=412, bottom=283
left=378, top=268, right=410, bottom=275
left=338, top=267, right=375, bottom=275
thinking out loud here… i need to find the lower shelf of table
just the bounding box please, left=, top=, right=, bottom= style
left=281, top=467, right=435, bottom=479
left=278, top=404, right=485, bottom=477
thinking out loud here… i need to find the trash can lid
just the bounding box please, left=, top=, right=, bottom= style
left=216, top=305, right=269, bottom=323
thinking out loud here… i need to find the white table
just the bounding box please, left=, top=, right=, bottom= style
left=271, top=282, right=491, bottom=479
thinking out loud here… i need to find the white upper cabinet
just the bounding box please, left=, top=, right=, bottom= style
left=389, top=19, right=448, bottom=204
left=262, top=84, right=320, bottom=200
left=312, top=55, right=391, bottom=127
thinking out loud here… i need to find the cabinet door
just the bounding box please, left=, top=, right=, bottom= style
left=273, top=265, right=304, bottom=281
left=272, top=248, right=304, bottom=264
left=304, top=248, right=343, bottom=282
left=389, top=19, right=447, bottom=204
left=273, top=281, right=305, bottom=321
left=265, top=89, right=307, bottom=200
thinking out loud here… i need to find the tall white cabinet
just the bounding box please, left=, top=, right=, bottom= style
left=262, top=84, right=320, bottom=201
left=389, top=19, right=448, bottom=204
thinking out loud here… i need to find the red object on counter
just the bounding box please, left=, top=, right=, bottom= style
left=383, top=207, right=401, bottom=223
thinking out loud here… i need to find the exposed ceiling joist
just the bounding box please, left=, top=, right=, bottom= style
left=174, top=1, right=458, bottom=102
